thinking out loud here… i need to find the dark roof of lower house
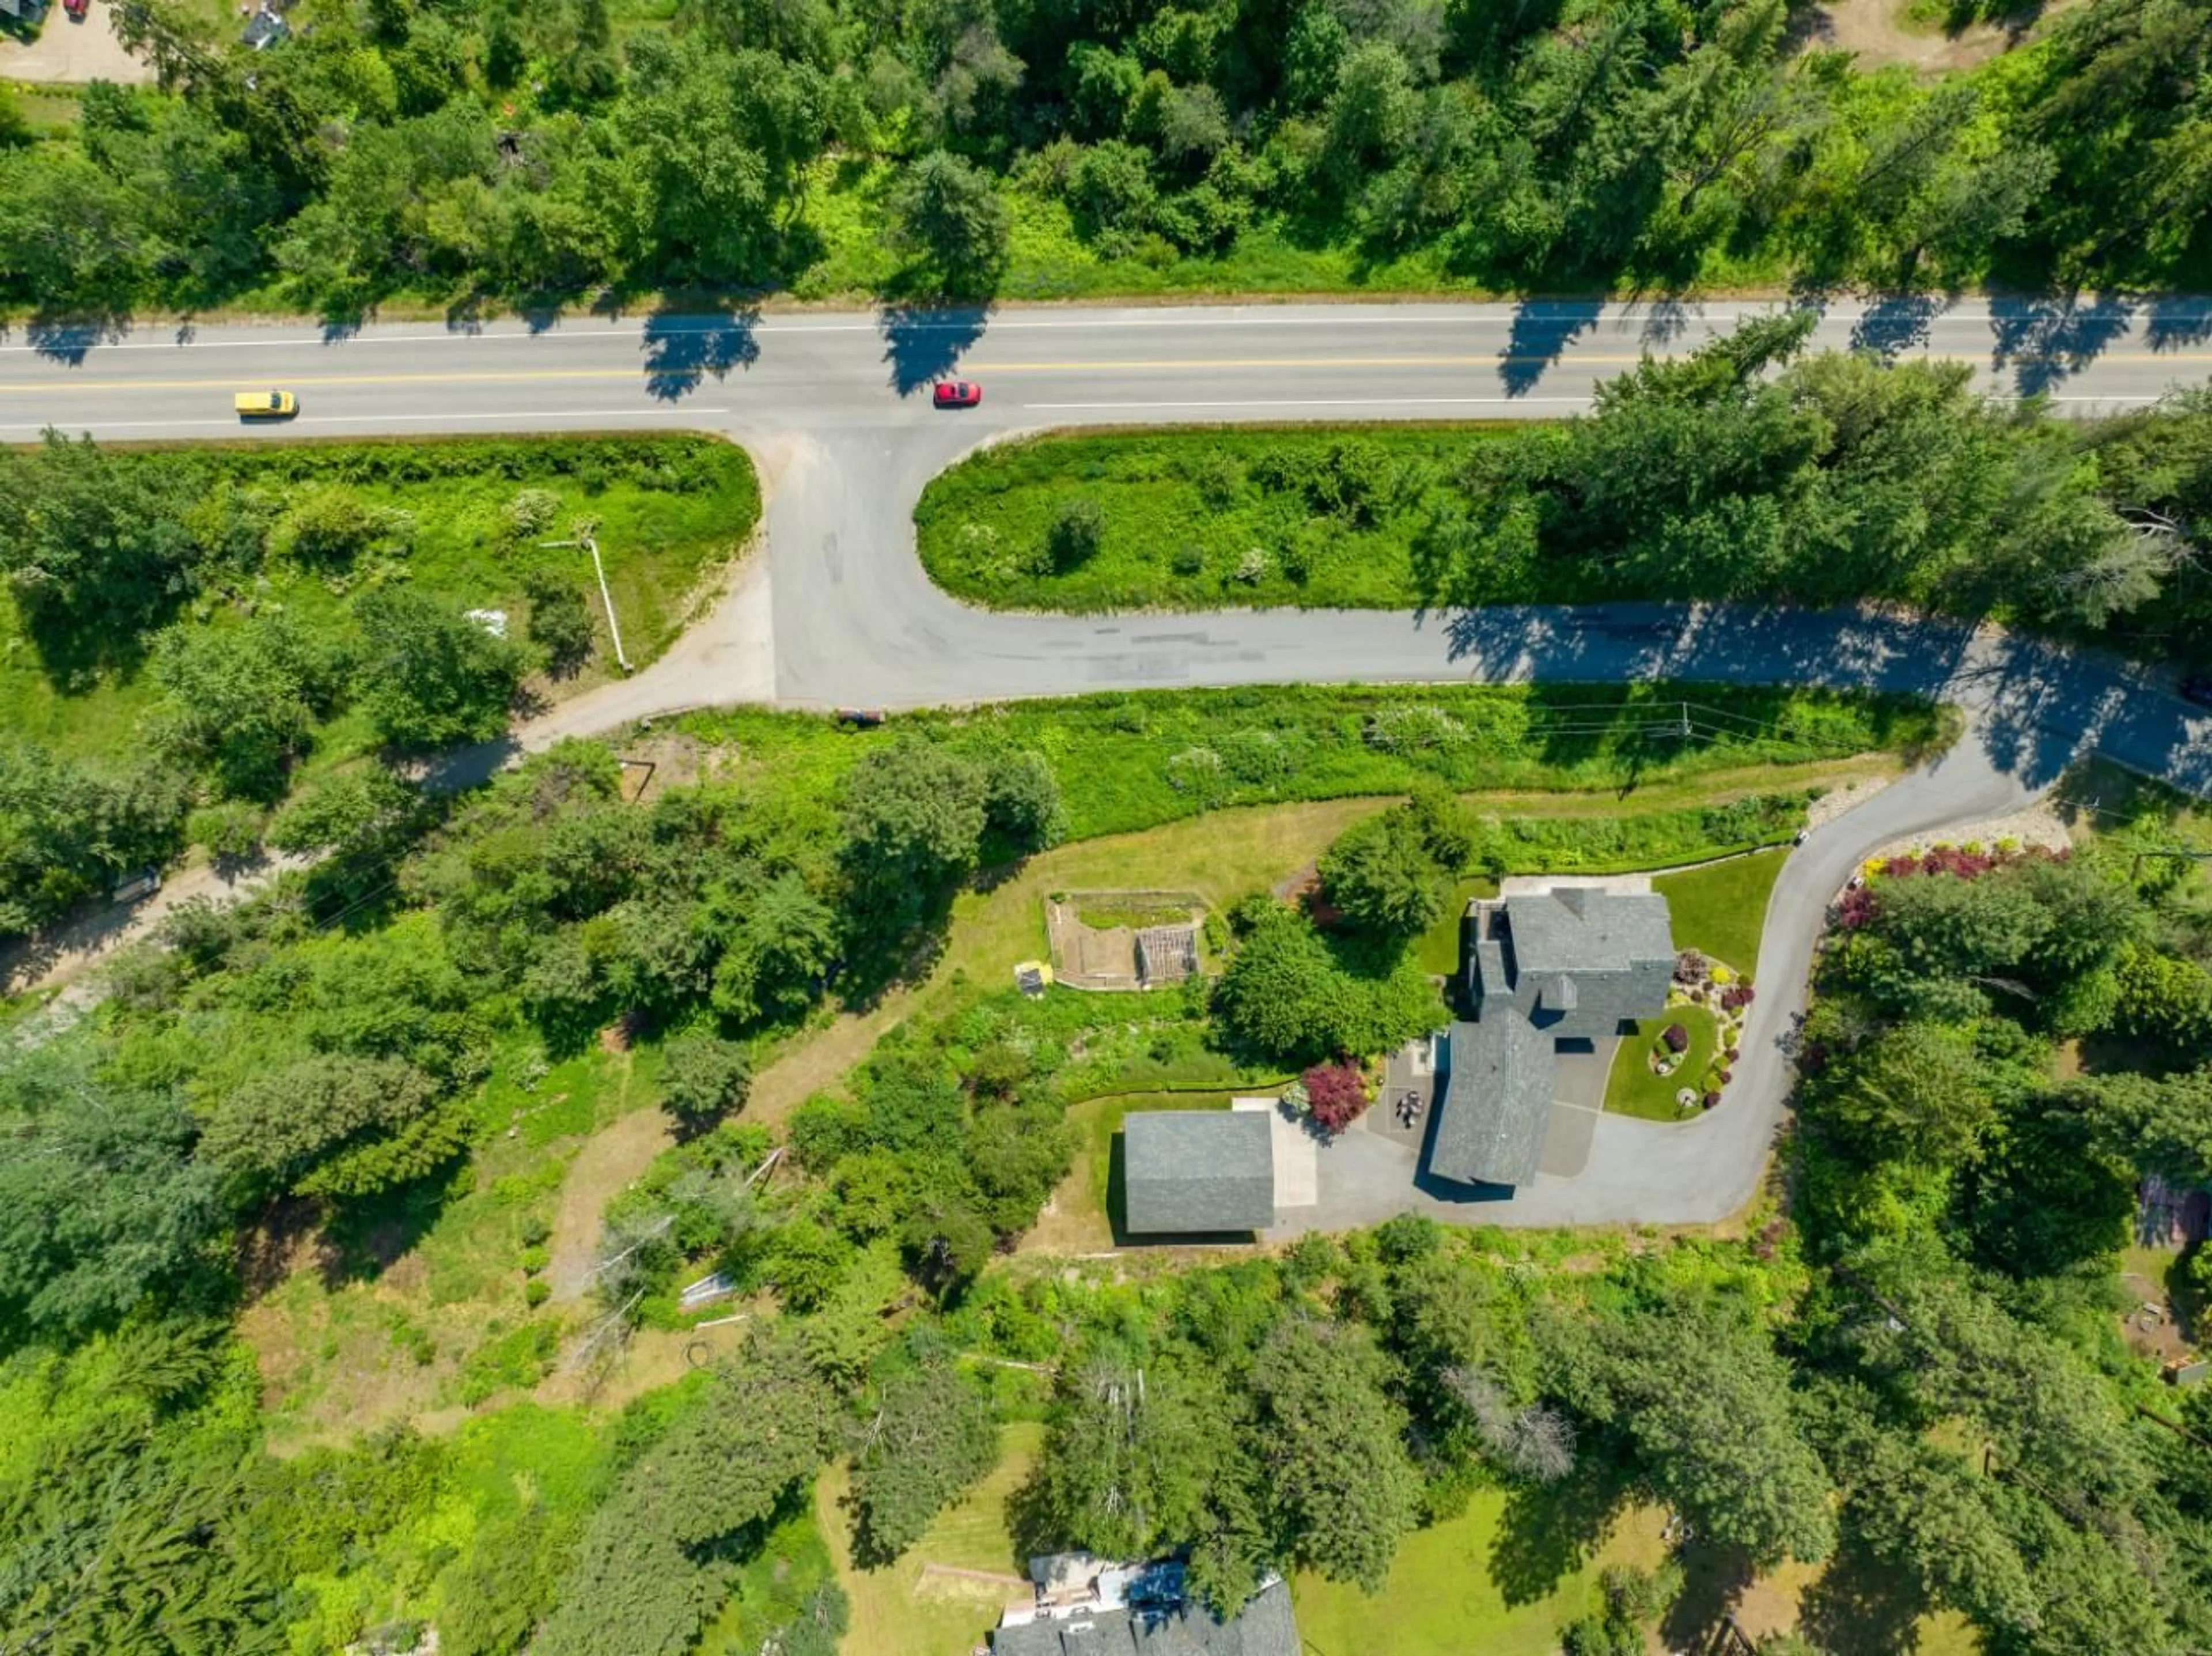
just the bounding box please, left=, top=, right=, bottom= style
left=991, top=1579, right=1300, bottom=1656
left=1432, top=1015, right=1555, bottom=1187
left=1122, top=1110, right=1275, bottom=1234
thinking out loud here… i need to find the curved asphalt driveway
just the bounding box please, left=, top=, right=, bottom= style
left=6, top=296, right=2211, bottom=1224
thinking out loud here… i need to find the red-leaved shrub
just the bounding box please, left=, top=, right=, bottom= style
left=1302, top=1062, right=1367, bottom=1134
left=1661, top=1023, right=1690, bottom=1053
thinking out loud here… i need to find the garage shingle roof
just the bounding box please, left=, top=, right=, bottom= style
left=1122, top=1111, right=1275, bottom=1234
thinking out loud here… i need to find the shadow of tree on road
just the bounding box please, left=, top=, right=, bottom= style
left=642, top=305, right=761, bottom=401
left=1502, top=298, right=1605, bottom=397
left=1989, top=293, right=2135, bottom=397
left=880, top=305, right=990, bottom=397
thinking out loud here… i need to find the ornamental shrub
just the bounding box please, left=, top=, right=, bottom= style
left=1661, top=1023, right=1690, bottom=1053
left=1301, top=1062, right=1366, bottom=1133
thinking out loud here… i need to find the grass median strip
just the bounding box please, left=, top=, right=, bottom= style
left=916, top=426, right=1482, bottom=612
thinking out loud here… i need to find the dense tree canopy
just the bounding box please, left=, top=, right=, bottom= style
left=0, top=1043, right=229, bottom=1340
left=1214, top=897, right=1442, bottom=1061
left=0, top=0, right=2203, bottom=314
left=355, top=587, right=532, bottom=750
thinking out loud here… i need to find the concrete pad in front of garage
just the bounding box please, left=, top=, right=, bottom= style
left=1551, top=1037, right=1619, bottom=1111
left=1236, top=1098, right=1319, bottom=1209
left=1540, top=1103, right=1599, bottom=1178
left=1499, top=873, right=1653, bottom=898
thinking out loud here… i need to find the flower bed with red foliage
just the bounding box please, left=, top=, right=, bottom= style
left=1840, top=844, right=2066, bottom=931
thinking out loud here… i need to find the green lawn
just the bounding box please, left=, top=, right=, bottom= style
left=915, top=428, right=1499, bottom=613
left=1653, top=848, right=1789, bottom=974
left=1, top=434, right=757, bottom=771
left=1293, top=1488, right=1669, bottom=1656
left=819, top=1420, right=1046, bottom=1656
left=1605, top=1007, right=1724, bottom=1122
left=1415, top=878, right=1499, bottom=977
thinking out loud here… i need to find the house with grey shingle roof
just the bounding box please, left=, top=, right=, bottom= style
left=1122, top=1110, right=1275, bottom=1234
left=1433, top=1014, right=1556, bottom=1187
left=1438, top=889, right=1674, bottom=1186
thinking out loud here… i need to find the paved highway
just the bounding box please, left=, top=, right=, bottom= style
left=4, top=296, right=2207, bottom=441
left=7, top=296, right=2212, bottom=1227
left=9, top=297, right=2209, bottom=729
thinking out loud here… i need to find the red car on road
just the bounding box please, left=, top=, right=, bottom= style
left=63, top=0, right=90, bottom=21
left=931, top=380, right=982, bottom=409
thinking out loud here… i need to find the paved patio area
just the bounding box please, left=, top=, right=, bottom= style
left=1374, top=1035, right=1442, bottom=1151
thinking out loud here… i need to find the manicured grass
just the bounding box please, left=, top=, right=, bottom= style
left=1, top=434, right=757, bottom=771
left=1653, top=848, right=1789, bottom=974
left=817, top=1420, right=1046, bottom=1656
left=1605, top=1007, right=1724, bottom=1122
left=1415, top=878, right=1499, bottom=977
left=916, top=427, right=1497, bottom=612
left=1292, top=1489, right=1670, bottom=1656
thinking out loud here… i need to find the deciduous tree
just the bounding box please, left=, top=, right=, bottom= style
left=354, top=587, right=530, bottom=749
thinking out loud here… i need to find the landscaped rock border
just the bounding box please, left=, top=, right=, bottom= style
left=1660, top=948, right=1754, bottom=1115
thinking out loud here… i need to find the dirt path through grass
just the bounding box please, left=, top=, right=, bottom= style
left=547, top=1104, right=673, bottom=1302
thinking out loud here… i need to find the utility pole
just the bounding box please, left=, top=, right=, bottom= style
left=539, top=528, right=631, bottom=674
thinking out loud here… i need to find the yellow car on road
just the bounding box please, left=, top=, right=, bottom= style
left=234, top=390, right=298, bottom=418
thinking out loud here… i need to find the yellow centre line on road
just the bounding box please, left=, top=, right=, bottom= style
left=0, top=354, right=1616, bottom=394
left=0, top=349, right=2206, bottom=396
left=0, top=367, right=658, bottom=395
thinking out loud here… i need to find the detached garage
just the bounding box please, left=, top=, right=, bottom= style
left=1121, top=1110, right=1277, bottom=1236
